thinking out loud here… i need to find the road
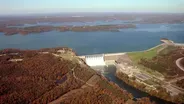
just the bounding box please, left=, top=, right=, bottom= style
left=176, top=57, right=184, bottom=72
left=162, top=84, right=184, bottom=96
left=168, top=47, right=184, bottom=84
left=168, top=76, right=184, bottom=84
left=163, top=56, right=184, bottom=96
left=175, top=43, right=184, bottom=47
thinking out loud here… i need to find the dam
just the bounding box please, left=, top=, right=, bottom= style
left=79, top=52, right=125, bottom=66
left=85, top=54, right=105, bottom=66
left=78, top=52, right=172, bottom=104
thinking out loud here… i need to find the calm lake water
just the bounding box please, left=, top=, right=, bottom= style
left=7, top=20, right=138, bottom=28
left=1, top=23, right=184, bottom=55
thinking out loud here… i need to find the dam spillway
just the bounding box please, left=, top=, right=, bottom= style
left=85, top=54, right=105, bottom=66
left=79, top=52, right=125, bottom=66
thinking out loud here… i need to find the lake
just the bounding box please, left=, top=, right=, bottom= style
left=0, top=23, right=184, bottom=55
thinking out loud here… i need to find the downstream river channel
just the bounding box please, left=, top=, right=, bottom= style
left=92, top=65, right=173, bottom=104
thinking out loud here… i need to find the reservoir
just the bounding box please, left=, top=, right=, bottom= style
left=0, top=23, right=184, bottom=55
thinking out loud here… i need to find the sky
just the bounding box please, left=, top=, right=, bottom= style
left=0, top=0, right=184, bottom=15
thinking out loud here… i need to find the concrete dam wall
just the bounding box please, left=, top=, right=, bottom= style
left=85, top=54, right=105, bottom=66
left=79, top=52, right=125, bottom=66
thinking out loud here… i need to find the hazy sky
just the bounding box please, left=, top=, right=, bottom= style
left=0, top=0, right=184, bottom=15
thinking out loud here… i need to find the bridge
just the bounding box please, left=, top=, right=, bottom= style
left=79, top=52, right=125, bottom=66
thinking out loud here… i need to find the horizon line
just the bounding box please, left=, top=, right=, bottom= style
left=0, top=11, right=184, bottom=17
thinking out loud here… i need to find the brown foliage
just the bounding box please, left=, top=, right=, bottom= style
left=139, top=48, right=184, bottom=77
left=135, top=97, right=153, bottom=104
left=181, top=58, right=184, bottom=67
left=0, top=49, right=153, bottom=104
left=0, top=51, right=74, bottom=104
left=176, top=79, right=184, bottom=89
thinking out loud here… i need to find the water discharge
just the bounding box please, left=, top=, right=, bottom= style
left=85, top=54, right=105, bottom=66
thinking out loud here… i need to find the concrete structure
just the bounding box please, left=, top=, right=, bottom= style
left=85, top=54, right=105, bottom=66
left=79, top=52, right=125, bottom=66
left=77, top=41, right=184, bottom=96
left=9, top=59, right=23, bottom=62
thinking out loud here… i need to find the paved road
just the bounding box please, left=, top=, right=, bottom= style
left=168, top=48, right=184, bottom=84
left=167, top=58, right=184, bottom=84
left=168, top=76, right=184, bottom=83
left=162, top=84, right=184, bottom=96
left=78, top=43, right=164, bottom=58
left=176, top=57, right=184, bottom=72
left=175, top=43, right=184, bottom=47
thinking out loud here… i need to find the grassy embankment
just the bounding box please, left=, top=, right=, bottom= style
left=127, top=45, right=179, bottom=77
left=124, top=45, right=184, bottom=103
left=127, top=45, right=163, bottom=77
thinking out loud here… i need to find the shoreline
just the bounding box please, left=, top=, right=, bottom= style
left=115, top=69, right=174, bottom=104
left=0, top=40, right=184, bottom=103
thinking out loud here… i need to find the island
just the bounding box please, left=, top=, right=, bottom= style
left=0, top=24, right=136, bottom=35
left=0, top=13, right=184, bottom=36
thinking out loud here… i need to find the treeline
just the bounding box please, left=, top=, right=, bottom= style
left=116, top=69, right=184, bottom=103
left=52, top=75, right=153, bottom=104
left=0, top=47, right=75, bottom=55
left=0, top=49, right=155, bottom=104
left=176, top=79, right=184, bottom=89
left=181, top=58, right=184, bottom=67
left=0, top=51, right=77, bottom=104
left=0, top=24, right=136, bottom=35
